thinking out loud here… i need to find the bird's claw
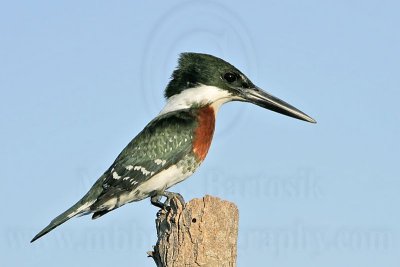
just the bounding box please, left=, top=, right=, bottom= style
left=163, top=191, right=185, bottom=208
left=150, top=191, right=185, bottom=210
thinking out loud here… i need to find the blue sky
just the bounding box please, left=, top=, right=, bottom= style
left=1, top=0, right=399, bottom=266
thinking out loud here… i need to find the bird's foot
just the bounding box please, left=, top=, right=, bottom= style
left=150, top=191, right=185, bottom=210
left=163, top=191, right=185, bottom=207
left=150, top=195, right=165, bottom=209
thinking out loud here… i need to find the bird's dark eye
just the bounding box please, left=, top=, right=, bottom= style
left=223, top=72, right=237, bottom=83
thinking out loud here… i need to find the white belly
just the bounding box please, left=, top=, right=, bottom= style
left=115, top=164, right=193, bottom=205
left=135, top=164, right=192, bottom=197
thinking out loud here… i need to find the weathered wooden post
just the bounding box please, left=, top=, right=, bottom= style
left=148, top=195, right=239, bottom=267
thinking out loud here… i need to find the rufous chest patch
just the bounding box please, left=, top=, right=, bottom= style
left=192, top=106, right=216, bottom=161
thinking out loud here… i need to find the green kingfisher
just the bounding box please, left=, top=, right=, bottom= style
left=31, top=52, right=316, bottom=243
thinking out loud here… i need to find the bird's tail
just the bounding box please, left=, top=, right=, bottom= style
left=31, top=177, right=105, bottom=243
left=31, top=176, right=106, bottom=243
left=30, top=196, right=95, bottom=243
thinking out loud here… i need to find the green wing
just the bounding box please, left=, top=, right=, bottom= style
left=91, top=109, right=198, bottom=211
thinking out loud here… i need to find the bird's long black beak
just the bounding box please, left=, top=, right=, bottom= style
left=241, top=86, right=316, bottom=123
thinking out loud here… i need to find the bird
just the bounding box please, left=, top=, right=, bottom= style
left=31, top=52, right=316, bottom=243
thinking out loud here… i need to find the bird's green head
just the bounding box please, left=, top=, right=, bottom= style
left=165, top=52, right=255, bottom=98
left=163, top=52, right=316, bottom=123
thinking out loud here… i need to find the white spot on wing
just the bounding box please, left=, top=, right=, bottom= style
left=154, top=159, right=167, bottom=166
left=112, top=171, right=121, bottom=179
left=133, top=166, right=152, bottom=176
